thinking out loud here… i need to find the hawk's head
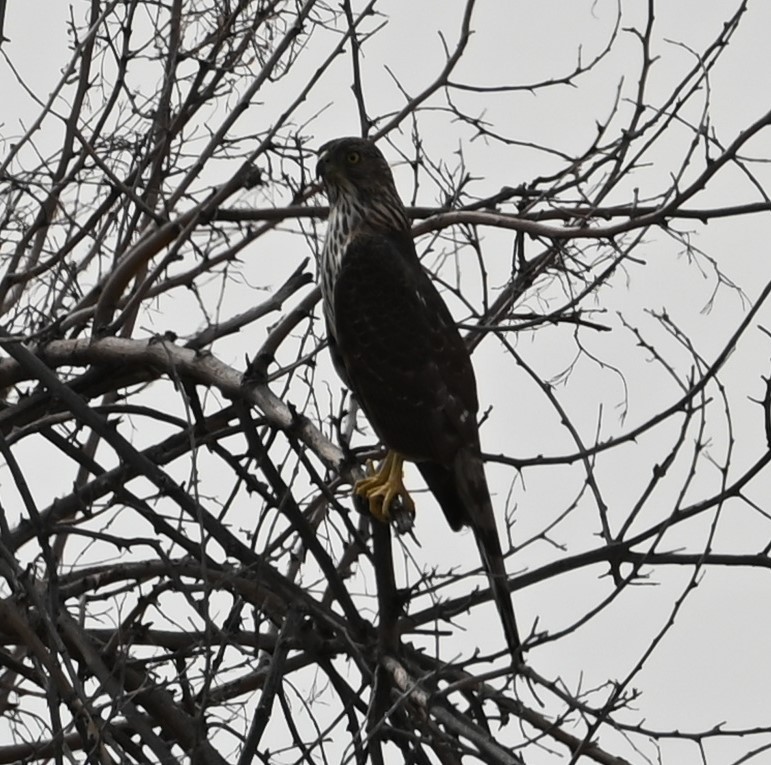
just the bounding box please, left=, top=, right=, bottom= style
left=316, top=137, right=399, bottom=208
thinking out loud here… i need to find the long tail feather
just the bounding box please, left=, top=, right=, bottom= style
left=473, top=523, right=521, bottom=660
left=455, top=449, right=521, bottom=661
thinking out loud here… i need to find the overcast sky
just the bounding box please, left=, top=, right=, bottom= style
left=3, top=2, right=771, bottom=763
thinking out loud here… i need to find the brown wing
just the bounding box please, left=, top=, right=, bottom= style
left=332, top=230, right=478, bottom=468
left=333, top=229, right=521, bottom=656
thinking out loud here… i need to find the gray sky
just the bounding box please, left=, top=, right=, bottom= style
left=2, top=1, right=771, bottom=762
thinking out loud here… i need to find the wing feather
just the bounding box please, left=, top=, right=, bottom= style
left=332, top=228, right=522, bottom=658
left=333, top=231, right=478, bottom=465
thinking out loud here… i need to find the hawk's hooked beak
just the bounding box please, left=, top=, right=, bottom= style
left=316, top=150, right=330, bottom=180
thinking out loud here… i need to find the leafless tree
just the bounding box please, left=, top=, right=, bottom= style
left=0, top=1, right=769, bottom=763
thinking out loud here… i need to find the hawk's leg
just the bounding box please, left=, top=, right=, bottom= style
left=354, top=451, right=416, bottom=522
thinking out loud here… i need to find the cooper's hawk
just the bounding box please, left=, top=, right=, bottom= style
left=316, top=137, right=521, bottom=658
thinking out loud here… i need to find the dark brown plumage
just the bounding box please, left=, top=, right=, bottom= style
left=316, top=137, right=521, bottom=659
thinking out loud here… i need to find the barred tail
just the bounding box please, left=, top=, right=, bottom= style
left=473, top=522, right=521, bottom=660
left=455, top=449, right=521, bottom=661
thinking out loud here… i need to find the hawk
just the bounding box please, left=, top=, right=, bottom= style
left=316, top=137, right=520, bottom=658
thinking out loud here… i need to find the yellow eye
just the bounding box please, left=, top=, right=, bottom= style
left=346, top=151, right=361, bottom=165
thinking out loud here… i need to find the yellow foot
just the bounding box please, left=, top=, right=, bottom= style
left=354, top=451, right=416, bottom=522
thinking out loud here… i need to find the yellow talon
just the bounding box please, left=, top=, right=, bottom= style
left=354, top=451, right=416, bottom=522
